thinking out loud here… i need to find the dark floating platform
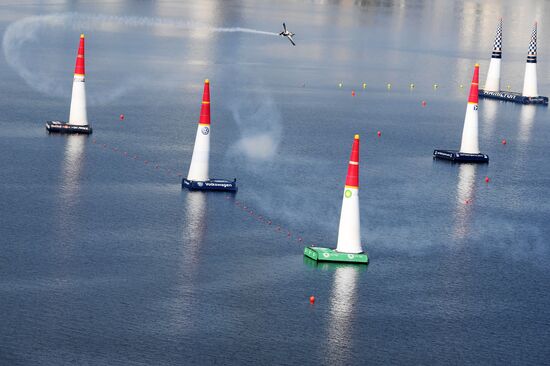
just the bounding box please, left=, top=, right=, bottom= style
left=46, top=121, right=93, bottom=134
left=182, top=178, right=238, bottom=192
left=433, top=149, right=489, bottom=163
left=479, top=89, right=548, bottom=105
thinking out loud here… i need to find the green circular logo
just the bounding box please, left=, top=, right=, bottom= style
left=345, top=189, right=352, bottom=198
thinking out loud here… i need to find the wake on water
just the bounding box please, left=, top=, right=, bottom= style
left=2, top=12, right=278, bottom=104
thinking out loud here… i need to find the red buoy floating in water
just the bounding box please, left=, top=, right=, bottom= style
left=485, top=176, right=490, bottom=183
left=309, top=295, right=315, bottom=304
left=422, top=100, right=427, bottom=107
left=501, top=139, right=507, bottom=145
left=119, top=114, right=125, bottom=120
left=351, top=90, right=356, bottom=97
left=377, top=131, right=381, bottom=137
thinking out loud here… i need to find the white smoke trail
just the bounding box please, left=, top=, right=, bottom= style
left=228, top=92, right=282, bottom=162
left=2, top=12, right=277, bottom=104
left=224, top=89, right=341, bottom=235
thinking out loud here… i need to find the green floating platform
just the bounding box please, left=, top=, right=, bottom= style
left=304, top=246, right=368, bottom=264
left=303, top=256, right=368, bottom=271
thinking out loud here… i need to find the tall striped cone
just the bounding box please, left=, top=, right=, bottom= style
left=187, top=79, right=211, bottom=181
left=68, top=34, right=88, bottom=126
left=336, top=134, right=363, bottom=254
left=484, top=18, right=502, bottom=92
left=459, top=64, right=480, bottom=154
left=522, top=22, right=538, bottom=97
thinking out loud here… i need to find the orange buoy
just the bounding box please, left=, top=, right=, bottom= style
left=485, top=176, right=490, bottom=183
left=377, top=131, right=381, bottom=137
left=501, top=139, right=507, bottom=145
left=351, top=90, right=356, bottom=97
left=309, top=296, right=315, bottom=304
left=119, top=114, right=124, bottom=120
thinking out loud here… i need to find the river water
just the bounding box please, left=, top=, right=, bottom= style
left=1, top=1, right=549, bottom=364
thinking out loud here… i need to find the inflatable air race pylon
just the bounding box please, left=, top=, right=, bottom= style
left=522, top=22, right=539, bottom=97
left=484, top=18, right=502, bottom=92
left=480, top=21, right=548, bottom=105
left=434, top=64, right=489, bottom=163
left=46, top=34, right=93, bottom=134
left=182, top=79, right=237, bottom=192
left=304, top=134, right=368, bottom=264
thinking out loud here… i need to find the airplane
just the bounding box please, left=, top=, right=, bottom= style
left=279, top=23, right=296, bottom=46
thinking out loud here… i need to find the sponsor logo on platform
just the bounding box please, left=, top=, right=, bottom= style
left=434, top=151, right=454, bottom=158
left=482, top=90, right=517, bottom=100
left=205, top=182, right=233, bottom=188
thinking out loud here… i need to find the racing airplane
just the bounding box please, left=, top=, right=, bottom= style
left=279, top=23, right=296, bottom=46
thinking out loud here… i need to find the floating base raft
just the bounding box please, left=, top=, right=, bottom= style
left=46, top=121, right=92, bottom=134
left=304, top=247, right=368, bottom=264
left=479, top=90, right=548, bottom=105
left=433, top=149, right=489, bottom=163
left=182, top=178, right=237, bottom=192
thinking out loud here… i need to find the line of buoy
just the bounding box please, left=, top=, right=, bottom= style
left=227, top=196, right=310, bottom=246
left=91, top=139, right=184, bottom=178
left=335, top=81, right=518, bottom=91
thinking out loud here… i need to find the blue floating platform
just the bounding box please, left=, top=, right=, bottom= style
left=433, top=149, right=489, bottom=163
left=182, top=178, right=238, bottom=192
left=46, top=121, right=92, bottom=134
left=479, top=89, right=548, bottom=105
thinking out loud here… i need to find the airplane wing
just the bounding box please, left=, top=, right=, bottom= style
left=283, top=23, right=287, bottom=32
left=288, top=35, right=296, bottom=46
